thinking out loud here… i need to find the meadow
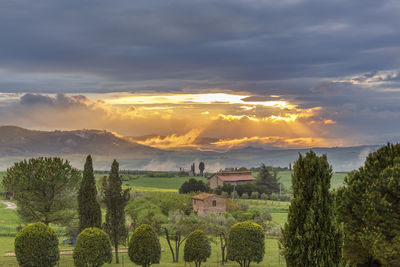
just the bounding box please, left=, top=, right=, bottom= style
left=0, top=171, right=346, bottom=266
left=276, top=171, right=346, bottom=192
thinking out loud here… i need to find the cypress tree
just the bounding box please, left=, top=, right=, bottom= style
left=280, top=151, right=342, bottom=267
left=78, top=155, right=102, bottom=232
left=102, top=160, right=130, bottom=264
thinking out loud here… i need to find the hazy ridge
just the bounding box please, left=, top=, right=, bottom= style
left=0, top=126, right=381, bottom=171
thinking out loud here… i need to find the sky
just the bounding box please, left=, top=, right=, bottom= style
left=1, top=0, right=400, bottom=150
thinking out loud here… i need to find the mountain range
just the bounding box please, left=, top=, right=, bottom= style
left=0, top=126, right=382, bottom=172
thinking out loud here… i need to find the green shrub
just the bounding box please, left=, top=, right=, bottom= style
left=227, top=221, right=265, bottom=267
left=226, top=199, right=241, bottom=212
left=15, top=222, right=59, bottom=267
left=129, top=224, right=161, bottom=267
left=260, top=193, right=268, bottom=200
left=270, top=193, right=279, bottom=201
left=241, top=193, right=249, bottom=199
left=251, top=192, right=259, bottom=199
left=73, top=227, right=112, bottom=267
left=184, top=230, right=211, bottom=267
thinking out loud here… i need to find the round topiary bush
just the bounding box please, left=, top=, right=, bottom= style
left=184, top=230, right=211, bottom=267
left=128, top=224, right=161, bottom=267
left=14, top=222, right=59, bottom=267
left=73, top=227, right=112, bottom=267
left=227, top=221, right=265, bottom=267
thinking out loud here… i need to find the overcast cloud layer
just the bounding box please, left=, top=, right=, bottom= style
left=1, top=0, right=400, bottom=147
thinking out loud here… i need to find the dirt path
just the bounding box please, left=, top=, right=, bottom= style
left=4, top=248, right=129, bottom=257
left=1, top=201, right=17, bottom=210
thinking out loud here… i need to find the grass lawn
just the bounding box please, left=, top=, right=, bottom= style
left=0, top=236, right=284, bottom=267
left=277, top=171, right=346, bottom=192
left=96, top=174, right=208, bottom=192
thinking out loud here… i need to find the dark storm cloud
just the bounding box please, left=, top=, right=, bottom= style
left=1, top=0, right=400, bottom=145
left=19, top=93, right=89, bottom=108
left=0, top=0, right=399, bottom=94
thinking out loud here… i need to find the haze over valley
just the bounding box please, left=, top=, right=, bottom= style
left=0, top=125, right=380, bottom=171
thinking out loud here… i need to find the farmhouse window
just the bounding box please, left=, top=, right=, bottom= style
left=212, top=200, right=217, bottom=207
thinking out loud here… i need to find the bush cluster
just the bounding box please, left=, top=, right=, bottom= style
left=227, top=221, right=265, bottom=267
left=129, top=224, right=161, bottom=267
left=73, top=227, right=113, bottom=267
left=15, top=222, right=59, bottom=267
left=184, top=230, right=211, bottom=267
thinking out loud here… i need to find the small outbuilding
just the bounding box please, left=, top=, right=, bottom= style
left=208, top=171, right=256, bottom=190
left=192, top=193, right=226, bottom=215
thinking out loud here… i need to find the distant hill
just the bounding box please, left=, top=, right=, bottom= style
left=0, top=126, right=382, bottom=171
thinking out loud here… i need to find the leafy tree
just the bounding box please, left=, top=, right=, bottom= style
left=257, top=164, right=280, bottom=194
left=102, top=160, right=130, bottom=264
left=129, top=224, right=161, bottom=267
left=2, top=157, right=80, bottom=225
left=199, top=162, right=205, bottom=176
left=200, top=213, right=236, bottom=264
left=73, top=227, right=112, bottom=267
left=184, top=230, right=211, bottom=267
left=337, top=143, right=400, bottom=266
left=162, top=210, right=199, bottom=262
left=179, top=178, right=208, bottom=194
left=280, top=151, right=342, bottom=267
left=78, top=155, right=102, bottom=232
left=227, top=221, right=265, bottom=267
left=15, top=222, right=59, bottom=267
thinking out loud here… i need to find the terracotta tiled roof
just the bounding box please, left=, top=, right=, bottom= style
left=215, top=171, right=256, bottom=182
left=192, top=193, right=222, bottom=200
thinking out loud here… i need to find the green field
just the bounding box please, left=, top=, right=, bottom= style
left=277, top=171, right=346, bottom=192
left=2, top=171, right=346, bottom=195
left=94, top=171, right=346, bottom=193
left=119, top=176, right=207, bottom=192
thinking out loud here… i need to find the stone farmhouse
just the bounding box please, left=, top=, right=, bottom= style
left=208, top=170, right=256, bottom=190
left=192, top=193, right=226, bottom=214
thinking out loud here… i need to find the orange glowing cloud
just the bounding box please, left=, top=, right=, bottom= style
left=211, top=136, right=329, bottom=149
left=133, top=128, right=204, bottom=149
left=0, top=92, right=343, bottom=150
left=324, top=119, right=336, bottom=124
left=105, top=93, right=296, bottom=109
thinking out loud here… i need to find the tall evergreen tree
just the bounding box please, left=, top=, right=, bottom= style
left=337, top=143, right=400, bottom=266
left=199, top=162, right=205, bottom=176
left=102, top=160, right=130, bottom=264
left=280, top=151, right=342, bottom=267
left=257, top=164, right=279, bottom=194
left=78, top=155, right=102, bottom=232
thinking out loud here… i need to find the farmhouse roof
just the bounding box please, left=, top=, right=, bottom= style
left=192, top=193, right=223, bottom=200
left=214, top=171, right=256, bottom=182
